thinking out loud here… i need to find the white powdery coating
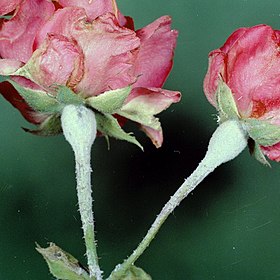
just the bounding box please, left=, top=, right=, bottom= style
left=61, top=105, right=102, bottom=280
left=61, top=104, right=97, bottom=156
left=108, top=119, right=248, bottom=278
left=204, top=119, right=248, bottom=168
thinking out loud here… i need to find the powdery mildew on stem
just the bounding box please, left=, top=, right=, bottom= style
left=109, top=120, right=248, bottom=279
left=61, top=105, right=102, bottom=280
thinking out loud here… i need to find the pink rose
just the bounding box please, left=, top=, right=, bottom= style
left=204, top=24, right=280, bottom=162
left=0, top=0, right=180, bottom=148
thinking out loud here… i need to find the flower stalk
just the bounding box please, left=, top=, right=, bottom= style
left=108, top=119, right=248, bottom=279
left=61, top=105, right=102, bottom=280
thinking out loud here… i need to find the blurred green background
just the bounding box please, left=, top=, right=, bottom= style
left=1, top=0, right=280, bottom=279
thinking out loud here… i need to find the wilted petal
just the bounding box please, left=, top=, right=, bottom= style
left=0, top=0, right=55, bottom=63
left=133, top=16, right=178, bottom=88
left=120, top=87, right=181, bottom=147
left=203, top=27, right=249, bottom=107
left=219, top=27, right=248, bottom=53
left=34, top=7, right=86, bottom=49
left=58, top=0, right=127, bottom=24
left=141, top=125, right=163, bottom=148
left=125, top=87, right=181, bottom=114
left=19, top=34, right=84, bottom=89
left=258, top=108, right=280, bottom=126
left=203, top=51, right=226, bottom=107
left=0, top=59, right=23, bottom=75
left=0, top=0, right=21, bottom=16
left=73, top=13, right=140, bottom=96
left=204, top=25, right=280, bottom=118
left=226, top=25, right=280, bottom=117
left=123, top=17, right=135, bottom=30
left=261, top=143, right=280, bottom=162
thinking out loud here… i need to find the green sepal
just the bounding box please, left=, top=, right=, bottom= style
left=55, top=85, right=84, bottom=106
left=0, top=15, right=11, bottom=19
left=248, top=138, right=270, bottom=166
left=36, top=243, right=91, bottom=280
left=95, top=112, right=143, bottom=150
left=243, top=118, right=280, bottom=146
left=23, top=114, right=62, bottom=136
left=6, top=80, right=84, bottom=114
left=216, top=80, right=240, bottom=122
left=8, top=79, right=62, bottom=113
left=86, top=86, right=131, bottom=114
left=111, top=266, right=152, bottom=280
left=0, top=75, right=8, bottom=83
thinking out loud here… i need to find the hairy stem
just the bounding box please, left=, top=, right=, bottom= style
left=108, top=119, right=248, bottom=279
left=61, top=105, right=102, bottom=280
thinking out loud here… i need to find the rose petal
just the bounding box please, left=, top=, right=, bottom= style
left=141, top=125, right=163, bottom=148
left=203, top=50, right=226, bottom=107
left=126, top=86, right=181, bottom=114
left=203, top=27, right=249, bottom=110
left=58, top=0, right=127, bottom=24
left=122, top=87, right=181, bottom=147
left=133, top=16, right=178, bottom=88
left=0, top=0, right=21, bottom=16
left=34, top=7, right=86, bottom=49
left=204, top=25, right=280, bottom=118
left=226, top=25, right=280, bottom=116
left=258, top=108, right=280, bottom=126
left=219, top=27, right=248, bottom=53
left=73, top=13, right=140, bottom=96
left=22, top=34, right=84, bottom=89
left=0, top=59, right=23, bottom=75
left=261, top=142, right=280, bottom=162
left=0, top=0, right=55, bottom=63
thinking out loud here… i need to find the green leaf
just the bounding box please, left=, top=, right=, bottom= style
left=23, top=114, right=62, bottom=136
left=95, top=112, right=143, bottom=150
left=121, top=266, right=152, bottom=280
left=8, top=79, right=62, bottom=113
left=110, top=265, right=152, bottom=280
left=248, top=138, right=270, bottom=166
left=216, top=80, right=240, bottom=122
left=86, top=86, right=131, bottom=114
left=36, top=243, right=91, bottom=280
left=243, top=118, right=280, bottom=146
